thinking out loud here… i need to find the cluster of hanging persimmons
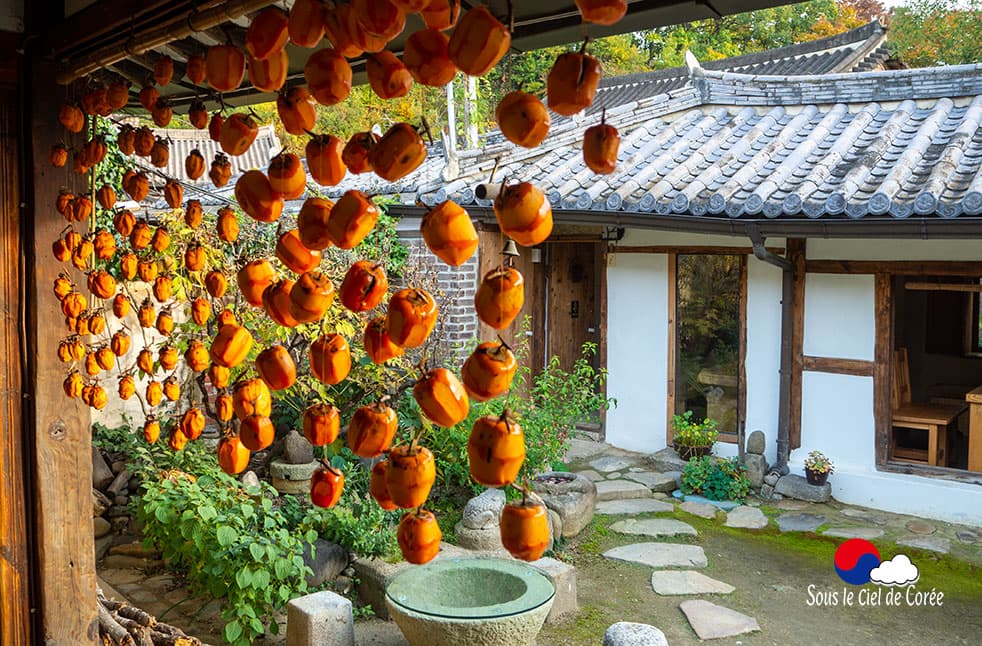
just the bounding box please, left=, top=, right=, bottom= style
left=51, top=0, right=626, bottom=565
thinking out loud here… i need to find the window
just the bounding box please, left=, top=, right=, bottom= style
left=673, top=254, right=745, bottom=439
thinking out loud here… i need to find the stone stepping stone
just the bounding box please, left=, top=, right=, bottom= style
left=651, top=571, right=734, bottom=596
left=673, top=492, right=740, bottom=510
left=841, top=508, right=889, bottom=525
left=822, top=527, right=884, bottom=540
left=574, top=469, right=604, bottom=482
left=776, top=513, right=825, bottom=533
left=610, top=518, right=697, bottom=538
left=956, top=528, right=980, bottom=544
left=595, top=499, right=674, bottom=515
left=624, top=471, right=679, bottom=493
left=905, top=519, right=935, bottom=535
left=724, top=506, right=769, bottom=529
left=897, top=535, right=950, bottom=554
left=604, top=542, right=707, bottom=568
left=680, top=599, right=760, bottom=640
left=595, top=480, right=651, bottom=502
left=590, top=456, right=636, bottom=472
left=678, top=501, right=718, bottom=519
left=774, top=499, right=810, bottom=511
left=565, top=438, right=607, bottom=461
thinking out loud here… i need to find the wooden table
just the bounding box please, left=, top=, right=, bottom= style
left=964, top=386, right=982, bottom=472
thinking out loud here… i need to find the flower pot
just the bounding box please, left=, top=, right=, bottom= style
left=673, top=443, right=713, bottom=461
left=805, top=468, right=829, bottom=486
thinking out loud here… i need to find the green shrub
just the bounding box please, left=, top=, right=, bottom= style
left=680, top=456, right=750, bottom=501
left=671, top=410, right=719, bottom=448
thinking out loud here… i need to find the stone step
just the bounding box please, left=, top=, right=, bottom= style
left=595, top=480, right=651, bottom=502
left=623, top=471, right=679, bottom=493
left=724, top=506, right=769, bottom=529
left=680, top=600, right=760, bottom=640
left=609, top=518, right=697, bottom=538
left=650, top=571, right=735, bottom=596
left=590, top=456, right=638, bottom=473
left=603, top=543, right=707, bottom=569
left=595, top=499, right=675, bottom=515
left=775, top=512, right=825, bottom=533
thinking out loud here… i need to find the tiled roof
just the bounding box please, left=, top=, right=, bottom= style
left=591, top=21, right=890, bottom=112
left=373, top=63, right=982, bottom=220
left=150, top=125, right=282, bottom=183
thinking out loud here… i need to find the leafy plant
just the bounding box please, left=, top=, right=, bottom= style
left=680, top=456, right=750, bottom=501
left=803, top=450, right=835, bottom=474
left=671, top=410, right=719, bottom=448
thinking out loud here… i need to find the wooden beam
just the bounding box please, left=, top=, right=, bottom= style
left=904, top=281, right=982, bottom=293
left=878, top=461, right=982, bottom=485
left=615, top=245, right=785, bottom=255
left=807, top=260, right=982, bottom=276
left=874, top=273, right=893, bottom=468
left=802, top=356, right=875, bottom=377
left=787, top=238, right=806, bottom=450
left=0, top=68, right=32, bottom=646
left=28, top=59, right=99, bottom=645
left=666, top=253, right=677, bottom=444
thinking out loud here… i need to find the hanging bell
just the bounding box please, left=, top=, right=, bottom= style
left=501, top=238, right=520, bottom=257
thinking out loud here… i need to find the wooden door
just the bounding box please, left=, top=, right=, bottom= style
left=546, top=242, right=603, bottom=374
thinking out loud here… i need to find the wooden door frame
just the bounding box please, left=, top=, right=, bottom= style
left=665, top=249, right=748, bottom=445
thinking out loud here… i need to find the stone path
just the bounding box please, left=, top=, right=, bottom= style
left=776, top=512, right=825, bottom=533
left=650, top=571, right=735, bottom=595
left=595, top=499, right=674, bottom=515
left=679, top=600, right=761, bottom=639
left=603, top=543, right=708, bottom=568
left=609, top=518, right=697, bottom=538
left=595, top=480, right=651, bottom=502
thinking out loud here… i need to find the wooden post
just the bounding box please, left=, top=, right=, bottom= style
left=26, top=59, right=99, bottom=644
left=0, top=40, right=33, bottom=645
left=874, top=273, right=893, bottom=468
left=666, top=253, right=677, bottom=443
left=787, top=238, right=806, bottom=450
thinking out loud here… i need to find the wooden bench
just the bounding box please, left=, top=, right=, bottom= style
left=891, top=348, right=965, bottom=466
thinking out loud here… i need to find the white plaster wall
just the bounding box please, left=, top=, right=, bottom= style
left=809, top=238, right=982, bottom=261
left=744, top=259, right=783, bottom=464
left=604, top=253, right=669, bottom=453
left=803, top=273, right=875, bottom=360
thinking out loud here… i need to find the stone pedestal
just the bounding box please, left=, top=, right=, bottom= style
left=531, top=557, right=577, bottom=623
left=532, top=472, right=596, bottom=537
left=270, top=459, right=317, bottom=495
left=774, top=474, right=831, bottom=503
left=286, top=590, right=354, bottom=646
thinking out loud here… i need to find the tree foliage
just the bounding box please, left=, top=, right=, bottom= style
left=887, top=0, right=982, bottom=67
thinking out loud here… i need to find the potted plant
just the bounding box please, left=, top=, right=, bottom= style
left=803, top=450, right=834, bottom=486
left=671, top=411, right=719, bottom=461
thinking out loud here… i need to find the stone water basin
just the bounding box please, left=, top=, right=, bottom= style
left=385, top=557, right=554, bottom=646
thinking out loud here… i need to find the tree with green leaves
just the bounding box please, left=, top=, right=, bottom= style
left=887, top=0, right=982, bottom=67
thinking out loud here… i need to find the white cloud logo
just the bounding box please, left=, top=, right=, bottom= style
left=869, top=554, right=919, bottom=587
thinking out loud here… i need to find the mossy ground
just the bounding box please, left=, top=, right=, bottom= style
left=538, top=510, right=982, bottom=646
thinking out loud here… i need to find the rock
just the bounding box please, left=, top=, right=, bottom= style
left=94, top=535, right=114, bottom=561
left=603, top=542, right=707, bottom=568
left=106, top=468, right=131, bottom=497
left=532, top=472, right=596, bottom=537
left=746, top=430, right=766, bottom=455
left=775, top=499, right=809, bottom=511
left=113, top=495, right=129, bottom=507
left=269, top=459, right=318, bottom=495
left=678, top=501, right=718, bottom=519
left=106, top=506, right=130, bottom=518
left=602, top=622, right=669, bottom=646
left=109, top=543, right=160, bottom=558
left=574, top=469, right=604, bottom=482
left=127, top=476, right=141, bottom=493
left=645, top=447, right=686, bottom=473
left=110, top=517, right=129, bottom=532
left=822, top=527, right=885, bottom=540
left=240, top=470, right=261, bottom=489
left=461, top=488, right=506, bottom=530
left=595, top=480, right=651, bottom=502
left=282, top=431, right=314, bottom=465
left=595, top=499, right=675, bottom=515
left=774, top=474, right=831, bottom=503
left=547, top=509, right=562, bottom=548
left=725, top=506, right=769, bottom=529
left=93, top=516, right=111, bottom=538
left=609, top=518, right=697, bottom=538
left=676, top=492, right=741, bottom=511
left=110, top=459, right=127, bottom=475
left=590, top=456, right=636, bottom=472
left=743, top=454, right=768, bottom=489
left=841, top=508, right=889, bottom=525
left=92, top=489, right=111, bottom=517
left=650, top=571, right=735, bottom=595
left=102, top=554, right=162, bottom=569
left=680, top=600, right=760, bottom=640
left=530, top=557, right=577, bottom=623
left=956, top=528, right=980, bottom=544
left=455, top=522, right=505, bottom=551
left=776, top=513, right=825, bottom=533
left=564, top=438, right=607, bottom=461
left=763, top=472, right=780, bottom=486
left=897, top=535, right=950, bottom=554
left=303, top=540, right=349, bottom=588
left=92, top=448, right=114, bottom=491
left=624, top=471, right=679, bottom=492
left=286, top=590, right=355, bottom=646
left=905, top=519, right=935, bottom=535
left=760, top=484, right=775, bottom=499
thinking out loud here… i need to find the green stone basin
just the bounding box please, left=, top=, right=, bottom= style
left=385, top=557, right=555, bottom=646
